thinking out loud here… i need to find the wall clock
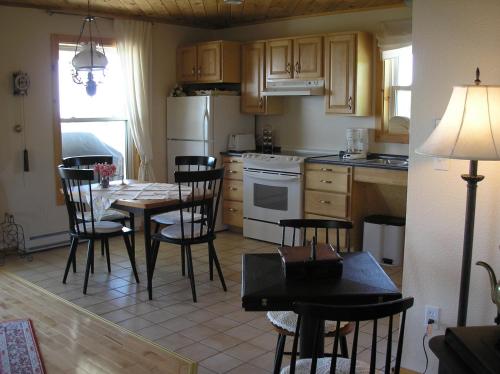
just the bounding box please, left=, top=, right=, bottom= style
left=13, top=72, right=30, bottom=96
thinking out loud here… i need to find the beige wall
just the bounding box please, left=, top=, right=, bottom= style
left=0, top=5, right=209, bottom=249
left=215, top=6, right=412, bottom=154
left=403, top=0, right=500, bottom=372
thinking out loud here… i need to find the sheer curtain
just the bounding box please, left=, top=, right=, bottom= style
left=115, top=19, right=155, bottom=181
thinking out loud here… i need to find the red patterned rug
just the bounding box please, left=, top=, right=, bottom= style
left=0, top=319, right=45, bottom=374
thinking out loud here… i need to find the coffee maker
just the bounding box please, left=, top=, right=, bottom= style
left=343, top=128, right=368, bottom=159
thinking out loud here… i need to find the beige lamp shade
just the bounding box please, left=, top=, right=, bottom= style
left=416, top=85, right=500, bottom=160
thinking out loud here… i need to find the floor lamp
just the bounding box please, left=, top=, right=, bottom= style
left=416, top=69, right=500, bottom=327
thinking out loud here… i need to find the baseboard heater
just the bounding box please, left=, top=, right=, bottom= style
left=27, top=230, right=69, bottom=252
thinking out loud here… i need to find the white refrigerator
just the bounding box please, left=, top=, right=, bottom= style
left=167, top=95, right=255, bottom=181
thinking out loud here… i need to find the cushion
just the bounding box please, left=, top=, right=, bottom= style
left=280, top=357, right=376, bottom=374
left=161, top=223, right=208, bottom=239
left=83, top=209, right=128, bottom=222
left=77, top=221, right=123, bottom=234
left=267, top=311, right=349, bottom=334
left=152, top=211, right=202, bottom=225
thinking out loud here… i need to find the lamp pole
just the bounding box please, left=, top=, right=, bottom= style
left=457, top=160, right=484, bottom=326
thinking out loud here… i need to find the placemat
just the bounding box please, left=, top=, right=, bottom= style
left=0, top=319, right=45, bottom=374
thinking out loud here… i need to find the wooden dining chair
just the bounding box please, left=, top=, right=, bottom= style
left=62, top=155, right=135, bottom=258
left=150, top=168, right=226, bottom=302
left=58, top=166, right=139, bottom=294
left=281, top=297, right=414, bottom=374
left=151, top=156, right=216, bottom=276
left=269, top=218, right=355, bottom=374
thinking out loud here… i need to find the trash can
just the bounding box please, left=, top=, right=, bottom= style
left=363, top=215, right=405, bottom=266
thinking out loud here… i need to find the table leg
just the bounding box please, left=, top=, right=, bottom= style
left=144, top=210, right=153, bottom=300
left=299, top=316, right=325, bottom=359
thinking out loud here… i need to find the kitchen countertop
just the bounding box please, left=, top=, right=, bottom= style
left=221, top=150, right=408, bottom=171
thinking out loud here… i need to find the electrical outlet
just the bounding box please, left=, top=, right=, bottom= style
left=424, top=305, right=440, bottom=329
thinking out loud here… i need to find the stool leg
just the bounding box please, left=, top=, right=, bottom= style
left=273, top=334, right=286, bottom=374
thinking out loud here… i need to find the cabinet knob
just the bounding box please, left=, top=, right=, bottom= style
left=348, top=96, right=353, bottom=111
left=230, top=159, right=239, bottom=163
left=228, top=170, right=237, bottom=174
left=320, top=168, right=333, bottom=172
left=191, top=67, right=195, bottom=75
left=259, top=97, right=264, bottom=108
left=319, top=200, right=331, bottom=204
left=295, top=61, right=300, bottom=74
left=320, top=180, right=332, bottom=184
left=228, top=208, right=237, bottom=212
left=229, top=187, right=238, bottom=191
left=286, top=62, right=292, bottom=75
left=198, top=67, right=202, bottom=75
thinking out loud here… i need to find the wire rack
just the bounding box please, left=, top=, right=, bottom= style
left=0, top=213, right=31, bottom=264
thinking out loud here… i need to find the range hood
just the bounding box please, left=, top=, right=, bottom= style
left=262, top=79, right=325, bottom=96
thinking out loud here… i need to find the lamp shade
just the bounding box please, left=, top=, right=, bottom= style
left=416, top=85, right=500, bottom=160
left=72, top=42, right=108, bottom=72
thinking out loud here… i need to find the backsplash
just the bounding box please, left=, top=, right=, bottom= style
left=256, top=96, right=409, bottom=156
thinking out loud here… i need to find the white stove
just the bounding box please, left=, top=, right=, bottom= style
left=241, top=152, right=317, bottom=244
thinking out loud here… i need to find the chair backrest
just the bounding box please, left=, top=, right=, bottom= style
left=62, top=155, right=113, bottom=183
left=279, top=219, right=353, bottom=252
left=175, top=156, right=217, bottom=172
left=289, top=297, right=414, bottom=374
left=58, top=165, right=98, bottom=236
left=174, top=168, right=224, bottom=240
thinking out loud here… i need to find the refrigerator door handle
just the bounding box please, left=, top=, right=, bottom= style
left=203, top=97, right=210, bottom=156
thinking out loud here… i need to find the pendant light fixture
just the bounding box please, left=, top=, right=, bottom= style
left=72, top=0, right=108, bottom=96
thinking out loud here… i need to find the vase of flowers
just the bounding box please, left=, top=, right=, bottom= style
left=94, top=163, right=116, bottom=188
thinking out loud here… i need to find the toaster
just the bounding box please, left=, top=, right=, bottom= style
left=227, top=134, right=256, bottom=151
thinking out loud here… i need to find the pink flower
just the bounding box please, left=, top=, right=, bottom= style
left=94, top=163, right=116, bottom=177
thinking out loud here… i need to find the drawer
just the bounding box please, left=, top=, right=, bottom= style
left=305, top=170, right=349, bottom=193
left=304, top=213, right=349, bottom=250
left=354, top=167, right=407, bottom=186
left=223, top=162, right=243, bottom=180
left=223, top=156, right=243, bottom=165
left=306, top=163, right=350, bottom=174
left=304, top=190, right=348, bottom=218
left=223, top=180, right=243, bottom=201
left=222, top=201, right=243, bottom=228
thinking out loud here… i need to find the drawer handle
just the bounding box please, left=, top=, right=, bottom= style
left=229, top=187, right=238, bottom=191
left=320, top=180, right=332, bottom=184
left=228, top=208, right=238, bottom=212
left=228, top=170, right=238, bottom=174
left=320, top=168, right=333, bottom=172
left=348, top=96, right=353, bottom=111
left=319, top=200, right=331, bottom=204
left=230, top=159, right=240, bottom=163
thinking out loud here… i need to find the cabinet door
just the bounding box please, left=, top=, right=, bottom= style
left=266, top=39, right=293, bottom=79
left=294, top=36, right=323, bottom=79
left=241, top=42, right=266, bottom=114
left=325, top=33, right=355, bottom=114
left=177, top=45, right=197, bottom=82
left=197, top=42, right=221, bottom=82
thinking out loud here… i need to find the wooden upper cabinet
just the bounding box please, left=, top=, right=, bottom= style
left=325, top=32, right=372, bottom=115
left=177, top=45, right=197, bottom=82
left=197, top=42, right=221, bottom=82
left=241, top=42, right=283, bottom=115
left=266, top=39, right=293, bottom=79
left=294, top=36, right=323, bottom=79
left=241, top=42, right=266, bottom=113
left=176, top=41, right=240, bottom=83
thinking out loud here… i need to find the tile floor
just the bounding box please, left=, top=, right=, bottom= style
left=4, top=232, right=403, bottom=373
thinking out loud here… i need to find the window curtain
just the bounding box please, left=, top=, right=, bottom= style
left=115, top=19, right=155, bottom=182
left=376, top=19, right=412, bottom=53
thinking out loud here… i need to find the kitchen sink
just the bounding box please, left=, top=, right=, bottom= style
left=361, top=158, right=408, bottom=167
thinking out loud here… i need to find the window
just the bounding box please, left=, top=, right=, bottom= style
left=382, top=46, right=412, bottom=135
left=56, top=39, right=129, bottom=180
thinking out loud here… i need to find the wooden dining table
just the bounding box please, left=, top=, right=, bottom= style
left=241, top=251, right=402, bottom=358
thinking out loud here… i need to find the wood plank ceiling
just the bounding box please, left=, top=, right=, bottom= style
left=0, top=0, right=405, bottom=28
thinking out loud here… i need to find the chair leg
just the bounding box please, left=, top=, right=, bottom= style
left=340, top=335, right=349, bottom=358
left=208, top=246, right=214, bottom=281
left=129, top=213, right=135, bottom=252
left=72, top=249, right=77, bottom=273
left=83, top=239, right=94, bottom=294
left=185, top=245, right=197, bottom=303
left=63, top=237, right=78, bottom=284
left=273, top=334, right=286, bottom=374
left=181, top=245, right=186, bottom=276
left=105, top=238, right=111, bottom=273
left=151, top=239, right=161, bottom=274
left=123, top=234, right=140, bottom=283
left=208, top=240, right=227, bottom=291
left=101, top=239, right=105, bottom=256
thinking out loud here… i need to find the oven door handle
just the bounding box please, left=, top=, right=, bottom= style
left=244, top=170, right=301, bottom=182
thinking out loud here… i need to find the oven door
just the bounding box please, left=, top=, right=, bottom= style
left=243, top=169, right=303, bottom=223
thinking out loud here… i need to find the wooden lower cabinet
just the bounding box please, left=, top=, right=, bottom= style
left=222, top=156, right=244, bottom=228
left=304, top=190, right=349, bottom=218
left=304, top=213, right=349, bottom=250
